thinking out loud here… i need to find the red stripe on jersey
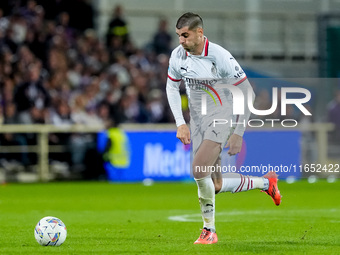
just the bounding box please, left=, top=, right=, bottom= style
left=233, top=76, right=247, bottom=86
left=204, top=39, right=209, bottom=56
left=247, top=176, right=250, bottom=190
left=251, top=180, right=253, bottom=189
left=168, top=75, right=182, bottom=82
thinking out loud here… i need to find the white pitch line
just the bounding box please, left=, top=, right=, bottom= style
left=168, top=209, right=340, bottom=222
left=168, top=213, right=202, bottom=222
left=168, top=210, right=272, bottom=222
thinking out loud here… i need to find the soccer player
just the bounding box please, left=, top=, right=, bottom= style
left=166, top=12, right=281, bottom=244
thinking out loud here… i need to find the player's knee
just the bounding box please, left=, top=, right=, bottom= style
left=193, top=168, right=208, bottom=179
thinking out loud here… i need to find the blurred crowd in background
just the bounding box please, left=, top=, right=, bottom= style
left=0, top=0, right=175, bottom=128
left=0, top=0, right=339, bottom=177
left=0, top=0, right=176, bottom=174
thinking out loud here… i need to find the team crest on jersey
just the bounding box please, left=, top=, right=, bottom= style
left=211, top=61, right=217, bottom=75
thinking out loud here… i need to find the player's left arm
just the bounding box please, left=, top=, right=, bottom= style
left=225, top=78, right=255, bottom=155
left=220, top=48, right=255, bottom=155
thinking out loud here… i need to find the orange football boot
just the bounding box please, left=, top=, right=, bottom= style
left=194, top=228, right=218, bottom=244
left=262, top=171, right=281, bottom=206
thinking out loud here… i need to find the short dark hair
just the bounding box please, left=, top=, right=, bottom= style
left=176, top=12, right=203, bottom=30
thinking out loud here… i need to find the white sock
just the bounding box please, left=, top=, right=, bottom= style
left=218, top=173, right=269, bottom=193
left=195, top=176, right=215, bottom=231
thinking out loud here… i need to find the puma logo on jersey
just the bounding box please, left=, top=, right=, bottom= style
left=181, top=66, right=188, bottom=72
left=212, top=130, right=219, bottom=137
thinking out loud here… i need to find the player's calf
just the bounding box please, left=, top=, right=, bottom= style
left=217, top=173, right=269, bottom=193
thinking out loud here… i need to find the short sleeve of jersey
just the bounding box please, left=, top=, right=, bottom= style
left=167, top=54, right=182, bottom=82
left=221, top=51, right=246, bottom=80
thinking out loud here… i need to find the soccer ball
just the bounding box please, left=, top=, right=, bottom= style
left=34, top=216, right=67, bottom=246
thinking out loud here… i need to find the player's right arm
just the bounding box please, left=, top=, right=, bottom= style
left=166, top=53, right=191, bottom=145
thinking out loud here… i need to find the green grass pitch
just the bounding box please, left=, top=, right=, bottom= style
left=0, top=180, right=339, bottom=254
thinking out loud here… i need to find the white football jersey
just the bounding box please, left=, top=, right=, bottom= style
left=167, top=37, right=247, bottom=125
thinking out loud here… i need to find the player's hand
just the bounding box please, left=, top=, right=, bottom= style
left=225, top=134, right=242, bottom=156
left=176, top=124, right=191, bottom=145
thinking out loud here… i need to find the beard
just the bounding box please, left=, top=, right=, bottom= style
left=182, top=38, right=201, bottom=54
left=182, top=44, right=195, bottom=54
